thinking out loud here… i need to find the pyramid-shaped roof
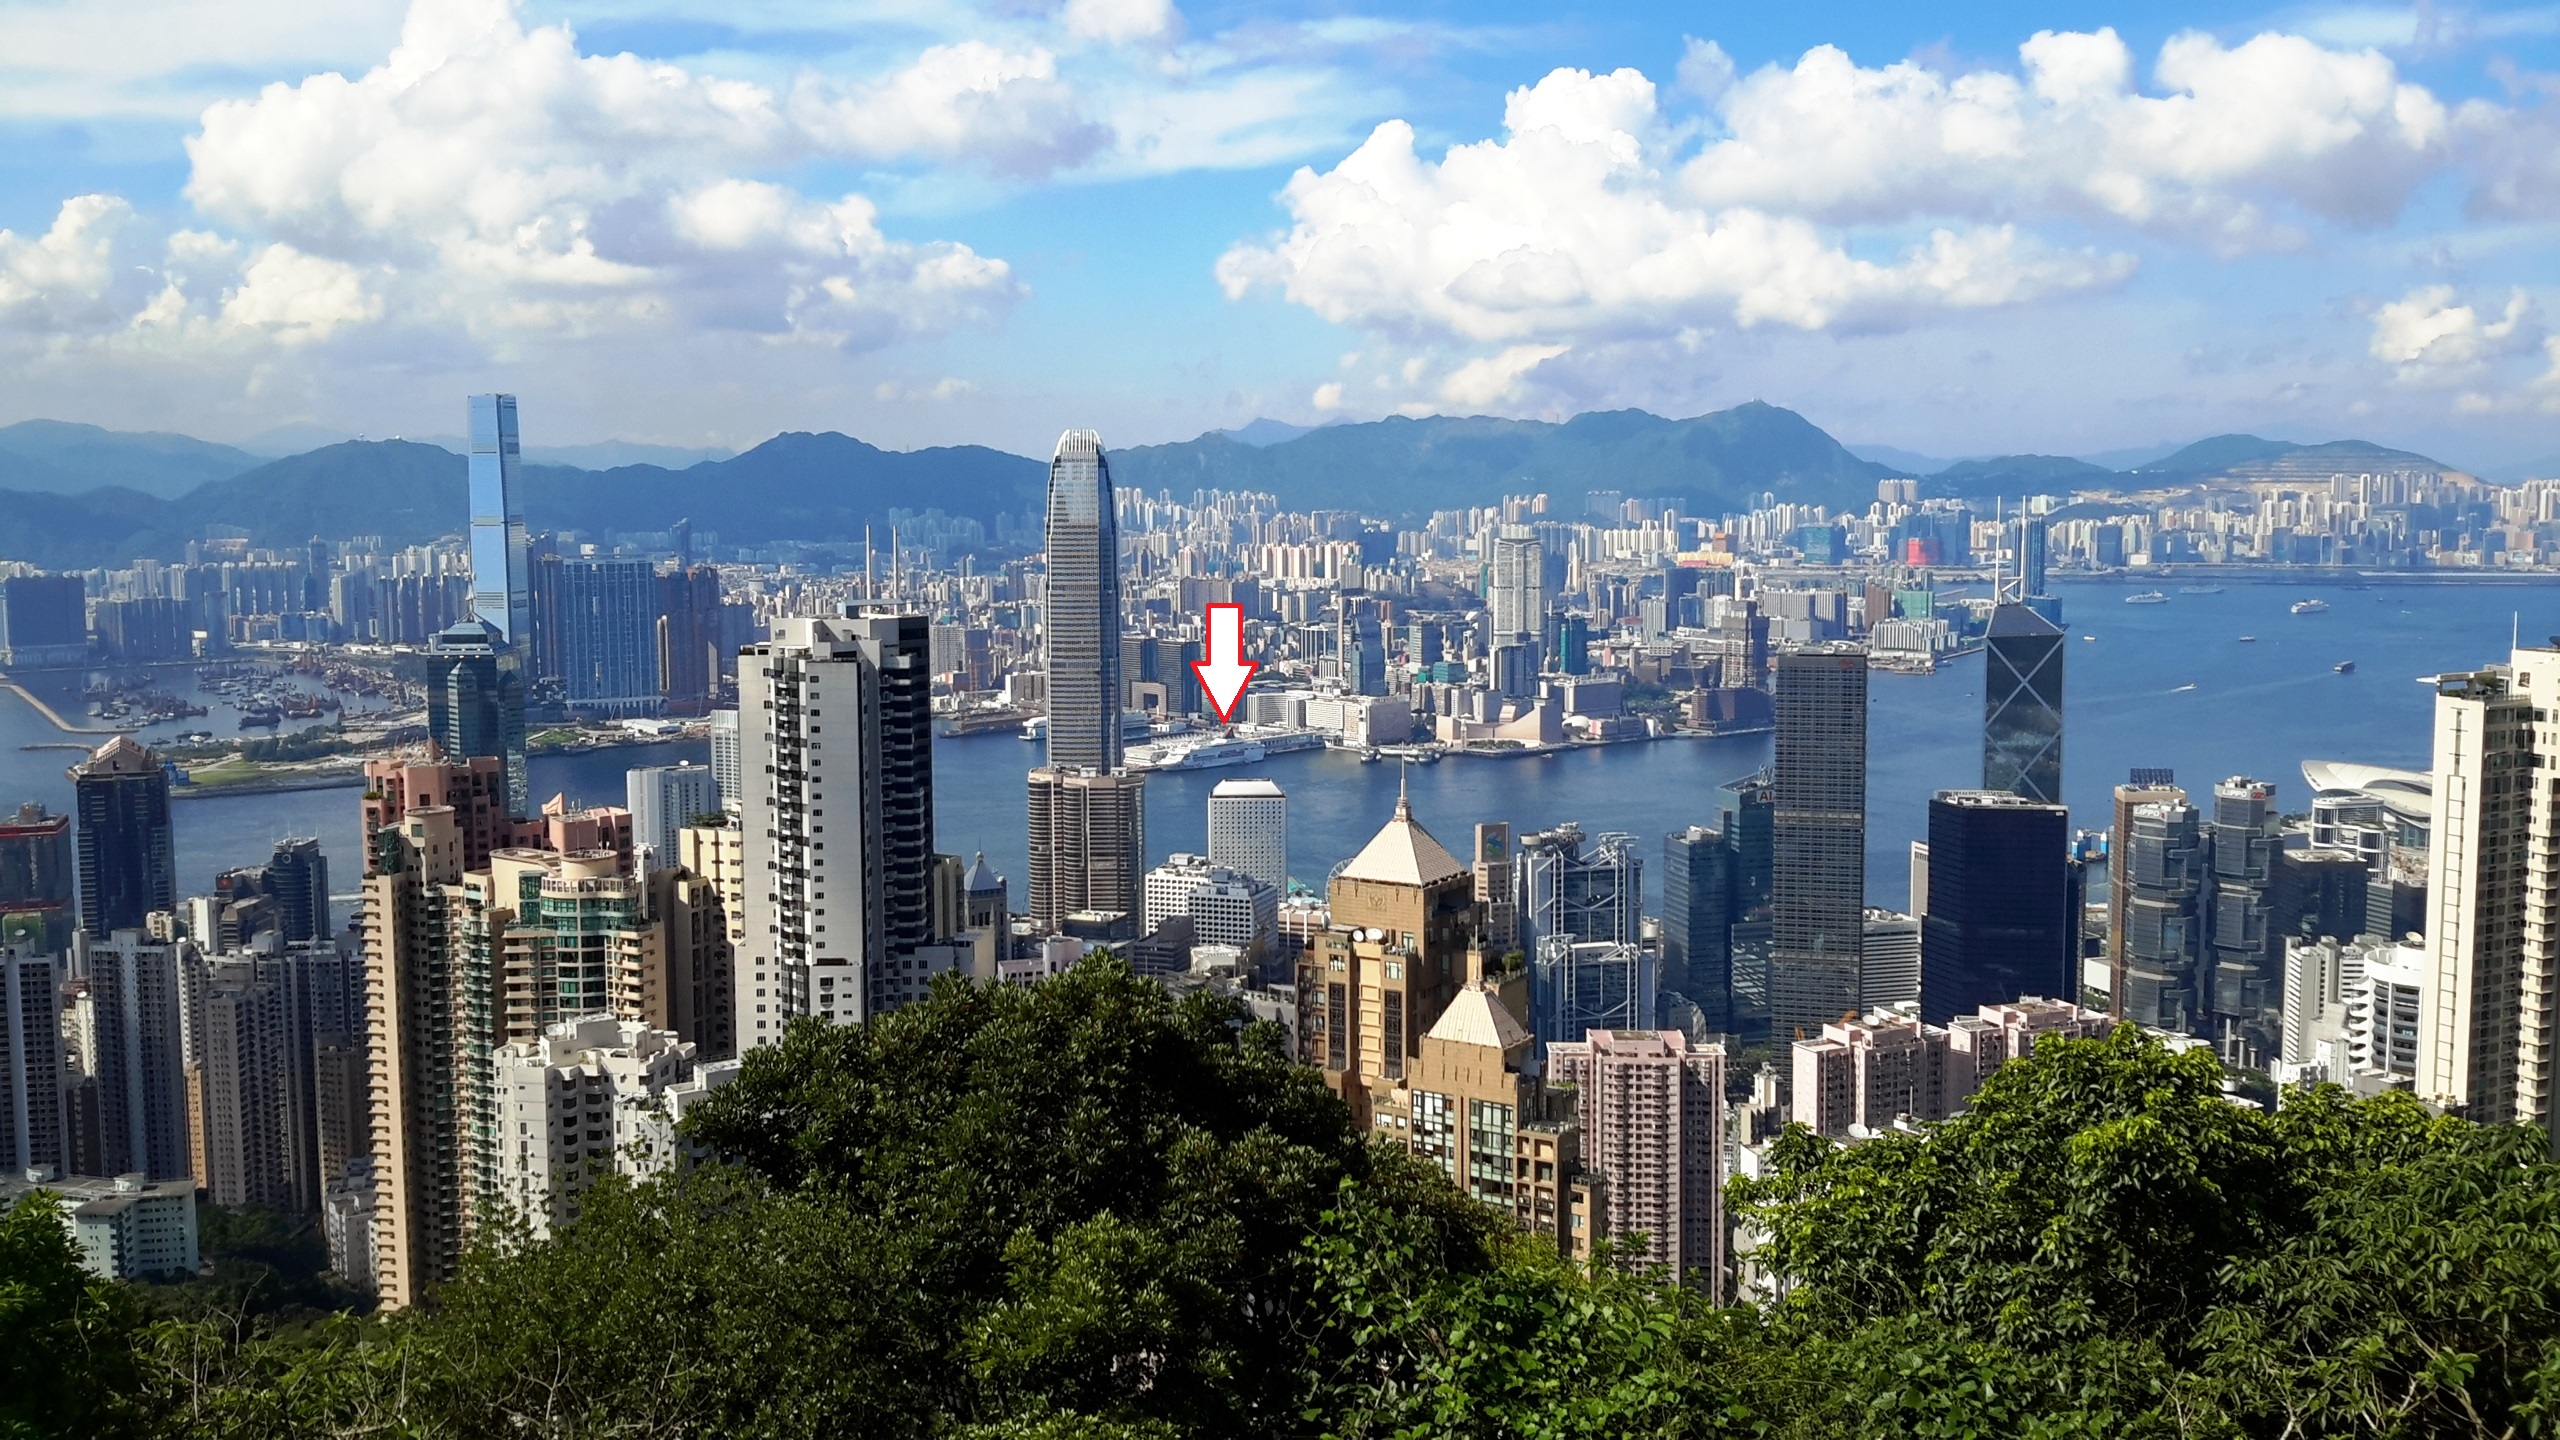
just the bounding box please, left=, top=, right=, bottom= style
left=1427, top=984, right=1531, bottom=1055
left=1337, top=787, right=1465, bottom=888
left=965, top=850, right=1005, bottom=895
left=72, top=735, right=156, bottom=777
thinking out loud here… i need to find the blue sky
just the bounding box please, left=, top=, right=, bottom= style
left=5, top=0, right=2560, bottom=470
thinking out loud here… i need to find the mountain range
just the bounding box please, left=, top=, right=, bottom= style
left=0, top=406, right=2472, bottom=571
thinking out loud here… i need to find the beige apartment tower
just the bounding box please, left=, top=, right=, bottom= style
left=1299, top=790, right=1478, bottom=1128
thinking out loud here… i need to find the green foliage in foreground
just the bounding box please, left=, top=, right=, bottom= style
left=11, top=961, right=2560, bottom=1438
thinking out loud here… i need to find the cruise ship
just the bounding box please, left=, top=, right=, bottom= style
left=1131, top=736, right=1268, bottom=772
left=2124, top=591, right=2169, bottom=605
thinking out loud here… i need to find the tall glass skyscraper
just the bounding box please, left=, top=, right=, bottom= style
left=1769, top=644, right=1867, bottom=1036
left=1983, top=601, right=2065, bottom=804
left=467, top=395, right=532, bottom=648
left=463, top=395, right=532, bottom=815
left=1043, top=430, right=1122, bottom=772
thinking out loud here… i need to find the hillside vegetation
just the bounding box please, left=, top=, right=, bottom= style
left=7, top=958, right=2560, bottom=1439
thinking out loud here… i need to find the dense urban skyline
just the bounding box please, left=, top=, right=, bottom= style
left=13, top=8, right=2560, bottom=1434
left=7, top=1, right=2560, bottom=466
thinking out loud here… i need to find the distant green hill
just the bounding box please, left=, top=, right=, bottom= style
left=1928, top=454, right=2115, bottom=498
left=2135, top=434, right=2303, bottom=476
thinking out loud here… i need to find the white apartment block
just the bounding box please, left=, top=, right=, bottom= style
left=0, top=1170, right=199, bottom=1280
left=2351, top=945, right=2426, bottom=1081
left=627, top=763, right=720, bottom=871
left=739, top=618, right=879, bottom=1047
left=490, top=1016, right=697, bottom=1240
left=2419, top=649, right=2560, bottom=1134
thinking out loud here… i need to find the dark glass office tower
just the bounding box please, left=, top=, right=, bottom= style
left=213, top=837, right=330, bottom=949
left=553, top=557, right=662, bottom=716
left=1919, top=790, right=2072, bottom=1022
left=424, top=619, right=529, bottom=816
left=70, top=736, right=175, bottom=939
left=2121, top=791, right=2209, bottom=1034
left=1714, top=770, right=1774, bottom=913
left=1043, top=430, right=1122, bottom=772
left=2208, top=776, right=2283, bottom=1066
left=0, top=803, right=73, bottom=954
left=849, top=610, right=938, bottom=950
left=1983, top=601, right=2065, bottom=804
left=1769, top=644, right=1867, bottom=1036
left=1663, top=825, right=1733, bottom=1032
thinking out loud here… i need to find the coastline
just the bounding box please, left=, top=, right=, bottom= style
left=172, top=772, right=369, bottom=801
left=0, top=678, right=123, bottom=736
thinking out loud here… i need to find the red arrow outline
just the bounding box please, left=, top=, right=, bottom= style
left=1190, top=601, right=1258, bottom=723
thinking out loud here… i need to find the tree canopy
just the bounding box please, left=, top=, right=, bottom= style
left=9, top=961, right=2560, bottom=1438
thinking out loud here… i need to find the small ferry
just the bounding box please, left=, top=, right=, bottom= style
left=2291, top=598, right=2330, bottom=615
left=2334, top=661, right=2356, bottom=674
left=2238, top=635, right=2257, bottom=643
left=2171, top=683, right=2199, bottom=693
left=2178, top=585, right=2226, bottom=594
left=2124, top=591, right=2169, bottom=605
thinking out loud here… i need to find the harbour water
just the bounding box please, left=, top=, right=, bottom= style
left=0, top=576, right=2544, bottom=910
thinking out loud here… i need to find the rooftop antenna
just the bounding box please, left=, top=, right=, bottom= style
left=1395, top=760, right=1412, bottom=820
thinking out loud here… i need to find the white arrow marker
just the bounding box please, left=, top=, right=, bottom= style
left=1190, top=601, right=1258, bottom=723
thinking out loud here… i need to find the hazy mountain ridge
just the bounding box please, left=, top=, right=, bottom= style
left=1114, top=403, right=1894, bottom=518
left=0, top=409, right=2472, bottom=570
left=0, top=419, right=265, bottom=498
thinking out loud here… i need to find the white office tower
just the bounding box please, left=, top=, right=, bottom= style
left=1860, top=910, right=1921, bottom=1012
left=627, top=762, right=720, bottom=870
left=1141, top=854, right=1279, bottom=949
left=1487, top=528, right=1547, bottom=650
left=1207, top=779, right=1287, bottom=894
left=489, top=1016, right=697, bottom=1240
left=2419, top=649, right=2560, bottom=1134
left=708, top=709, right=743, bottom=816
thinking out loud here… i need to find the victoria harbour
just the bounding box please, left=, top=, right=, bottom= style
left=5, top=577, right=2536, bottom=914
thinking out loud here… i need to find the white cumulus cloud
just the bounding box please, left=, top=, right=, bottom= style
left=2371, top=285, right=2542, bottom=383
left=219, top=244, right=383, bottom=342
left=1218, top=67, right=2133, bottom=404
left=172, top=0, right=1023, bottom=348
left=1684, top=28, right=2453, bottom=250
left=0, top=196, right=146, bottom=332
